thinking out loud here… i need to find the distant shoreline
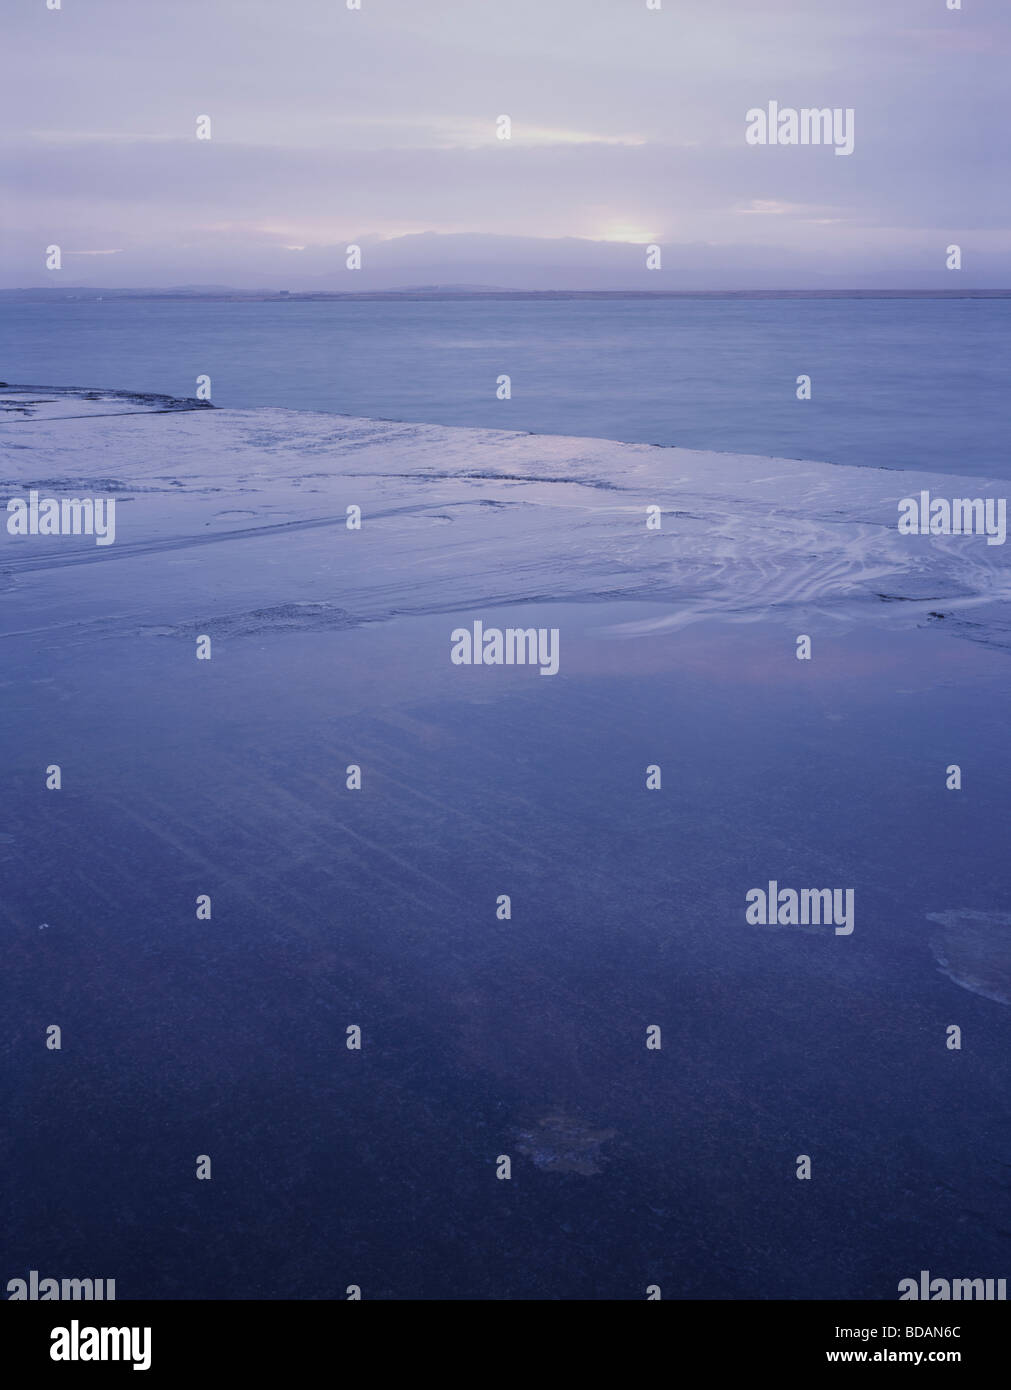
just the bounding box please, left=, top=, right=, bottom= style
left=4, top=287, right=1010, bottom=303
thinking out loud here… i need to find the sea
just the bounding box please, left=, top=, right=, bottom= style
left=4, top=299, right=1011, bottom=1302
left=3, top=294, right=1009, bottom=477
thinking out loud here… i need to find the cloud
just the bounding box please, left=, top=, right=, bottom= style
left=2, top=0, right=1009, bottom=287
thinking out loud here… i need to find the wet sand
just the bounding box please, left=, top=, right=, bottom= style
left=3, top=389, right=1010, bottom=1298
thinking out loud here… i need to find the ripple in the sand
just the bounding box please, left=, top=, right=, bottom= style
left=166, top=602, right=363, bottom=639
left=513, top=1112, right=617, bottom=1176
left=927, top=909, right=1011, bottom=1006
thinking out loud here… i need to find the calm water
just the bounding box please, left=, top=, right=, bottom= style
left=3, top=296, right=1009, bottom=477
left=7, top=606, right=1011, bottom=1298
left=5, top=310, right=1011, bottom=1300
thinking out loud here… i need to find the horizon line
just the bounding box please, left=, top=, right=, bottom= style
left=5, top=286, right=1010, bottom=299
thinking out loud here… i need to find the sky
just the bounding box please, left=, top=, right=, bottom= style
left=1, top=0, right=1009, bottom=290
